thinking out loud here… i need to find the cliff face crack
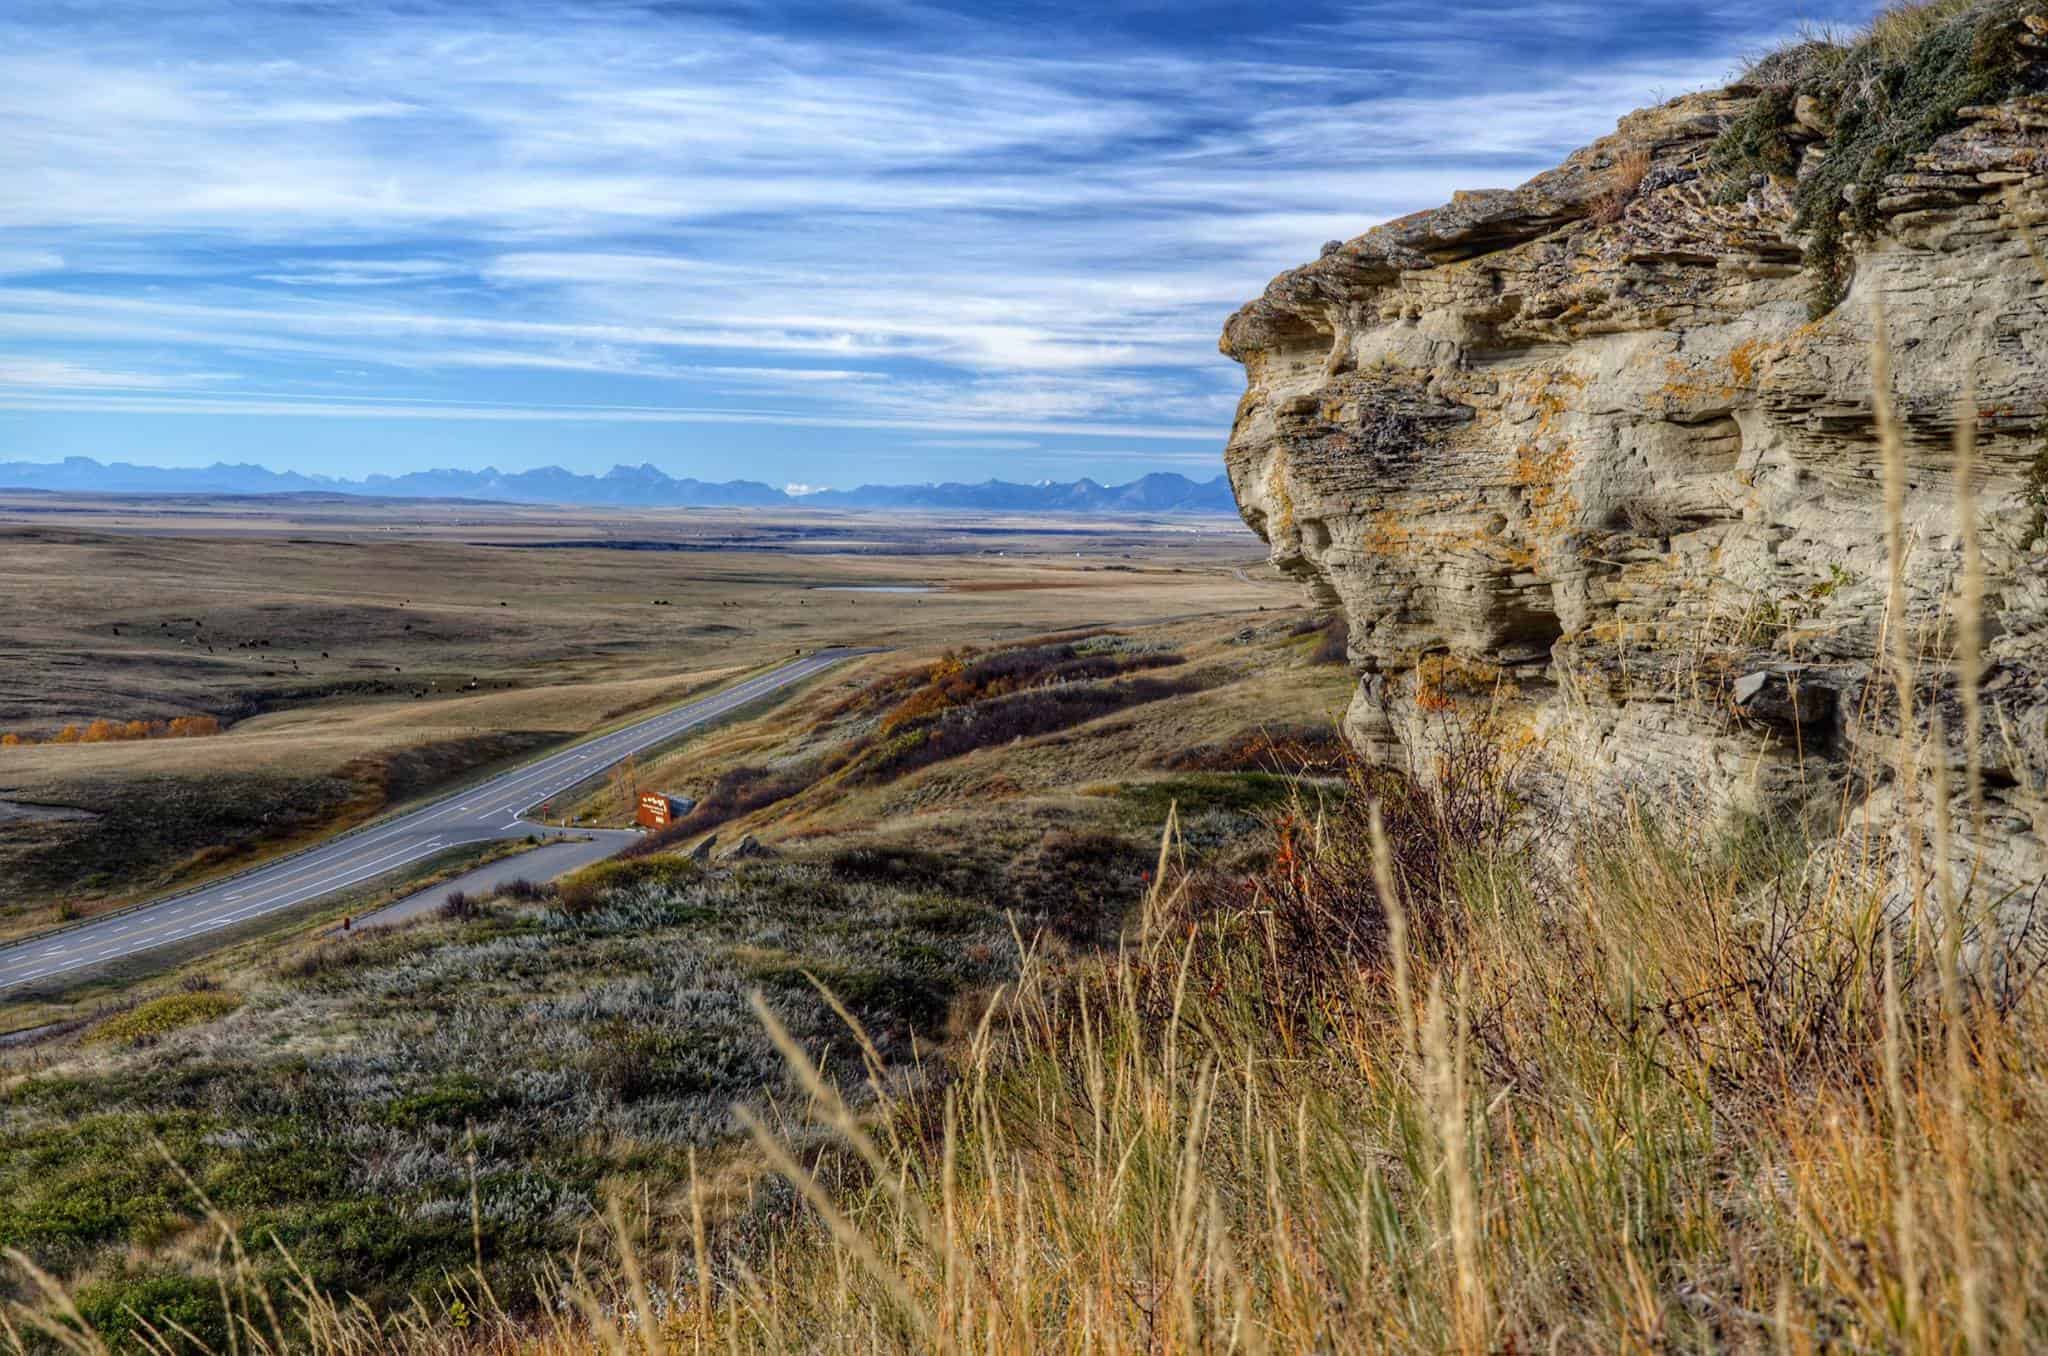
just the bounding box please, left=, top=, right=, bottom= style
left=1219, top=77, right=2048, bottom=916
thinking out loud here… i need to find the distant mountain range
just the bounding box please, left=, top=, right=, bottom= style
left=0, top=456, right=1237, bottom=514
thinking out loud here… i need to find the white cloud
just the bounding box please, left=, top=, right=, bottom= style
left=253, top=258, right=467, bottom=286
left=0, top=0, right=1800, bottom=465
left=699, top=367, right=889, bottom=384
left=0, top=386, right=1221, bottom=440
left=0, top=357, right=221, bottom=389
left=0, top=249, right=62, bottom=275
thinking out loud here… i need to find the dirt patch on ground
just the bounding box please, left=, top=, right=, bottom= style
left=0, top=799, right=99, bottom=826
left=946, top=578, right=1096, bottom=592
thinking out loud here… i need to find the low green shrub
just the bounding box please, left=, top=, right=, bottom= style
left=73, top=1269, right=229, bottom=1352
left=555, top=854, right=701, bottom=911
left=382, top=1073, right=504, bottom=1130
left=1111, top=772, right=1303, bottom=822
left=85, top=989, right=242, bottom=1046
left=1712, top=0, right=2046, bottom=314
left=847, top=674, right=1203, bottom=786
left=1287, top=612, right=1350, bottom=664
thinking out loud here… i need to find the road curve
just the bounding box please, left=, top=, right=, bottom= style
left=0, top=648, right=863, bottom=993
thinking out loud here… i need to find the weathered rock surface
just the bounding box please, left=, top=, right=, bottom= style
left=1221, top=72, right=2048, bottom=917
left=721, top=833, right=775, bottom=861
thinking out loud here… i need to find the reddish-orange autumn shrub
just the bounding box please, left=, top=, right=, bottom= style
left=23, top=714, right=222, bottom=747
left=876, top=644, right=1184, bottom=735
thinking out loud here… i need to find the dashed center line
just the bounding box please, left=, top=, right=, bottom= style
left=0, top=652, right=854, bottom=992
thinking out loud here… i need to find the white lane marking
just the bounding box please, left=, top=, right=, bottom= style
left=419, top=659, right=831, bottom=828
left=230, top=840, right=447, bottom=919
left=0, top=656, right=848, bottom=984
left=27, top=835, right=448, bottom=977
left=185, top=846, right=363, bottom=903
left=205, top=835, right=446, bottom=917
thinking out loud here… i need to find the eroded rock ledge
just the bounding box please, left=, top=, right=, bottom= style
left=1220, top=49, right=2048, bottom=907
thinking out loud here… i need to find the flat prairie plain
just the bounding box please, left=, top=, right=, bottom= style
left=0, top=491, right=1287, bottom=932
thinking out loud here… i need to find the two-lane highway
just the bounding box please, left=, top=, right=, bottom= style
left=0, top=648, right=861, bottom=993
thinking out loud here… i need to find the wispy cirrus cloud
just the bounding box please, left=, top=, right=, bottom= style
left=0, top=387, right=1221, bottom=441
left=252, top=259, right=469, bottom=287
left=0, top=249, right=63, bottom=276
left=0, top=356, right=230, bottom=389
left=0, top=0, right=1878, bottom=482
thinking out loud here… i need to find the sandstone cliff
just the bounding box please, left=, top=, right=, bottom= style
left=1221, top=3, right=2048, bottom=913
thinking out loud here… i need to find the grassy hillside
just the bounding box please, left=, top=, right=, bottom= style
left=696, top=760, right=2048, bottom=1352
left=16, top=707, right=2042, bottom=1352
left=0, top=614, right=1352, bottom=1350
left=9, top=561, right=2038, bottom=1356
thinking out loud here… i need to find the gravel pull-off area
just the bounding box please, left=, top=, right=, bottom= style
left=347, top=831, right=640, bottom=929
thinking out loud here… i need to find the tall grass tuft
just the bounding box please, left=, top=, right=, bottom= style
left=677, top=733, right=2048, bottom=1352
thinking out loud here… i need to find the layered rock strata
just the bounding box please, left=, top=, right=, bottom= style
left=1221, top=64, right=2048, bottom=912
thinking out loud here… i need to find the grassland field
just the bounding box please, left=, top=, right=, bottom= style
left=0, top=492, right=1291, bottom=936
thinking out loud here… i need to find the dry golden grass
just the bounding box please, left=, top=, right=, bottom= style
left=559, top=615, right=1353, bottom=840
left=18, top=765, right=2041, bottom=1353
left=1865, top=0, right=1987, bottom=61
left=1590, top=145, right=1653, bottom=225
left=0, top=613, right=1345, bottom=1350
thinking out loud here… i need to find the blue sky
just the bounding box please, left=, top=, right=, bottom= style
left=0, top=0, right=1874, bottom=490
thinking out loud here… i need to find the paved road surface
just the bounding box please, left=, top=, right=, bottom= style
left=348, top=831, right=640, bottom=930
left=0, top=649, right=860, bottom=993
